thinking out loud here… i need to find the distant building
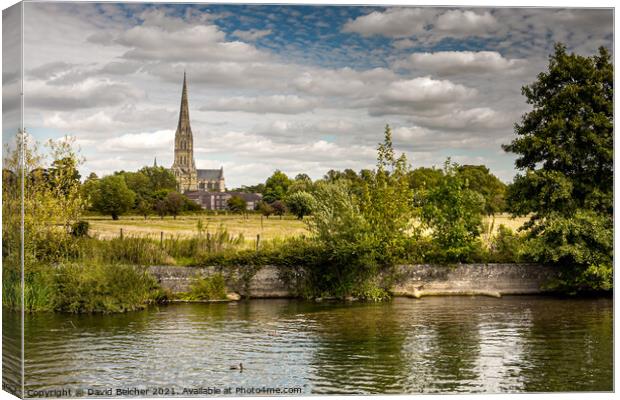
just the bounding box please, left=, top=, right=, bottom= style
left=170, top=72, right=225, bottom=192
left=185, top=191, right=263, bottom=211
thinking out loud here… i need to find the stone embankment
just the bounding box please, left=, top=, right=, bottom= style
left=148, top=264, right=559, bottom=299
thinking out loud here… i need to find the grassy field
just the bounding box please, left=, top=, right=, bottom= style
left=86, top=213, right=529, bottom=241
left=86, top=214, right=308, bottom=241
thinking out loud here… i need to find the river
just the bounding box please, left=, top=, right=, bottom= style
left=2, top=296, right=613, bottom=395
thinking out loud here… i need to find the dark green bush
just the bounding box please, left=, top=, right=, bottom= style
left=71, top=220, right=90, bottom=237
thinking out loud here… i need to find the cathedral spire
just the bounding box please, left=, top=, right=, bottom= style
left=177, top=70, right=191, bottom=134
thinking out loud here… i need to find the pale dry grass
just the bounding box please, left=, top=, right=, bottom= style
left=86, top=214, right=308, bottom=241
left=87, top=213, right=529, bottom=241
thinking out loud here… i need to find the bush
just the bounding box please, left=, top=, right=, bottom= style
left=487, top=225, right=526, bottom=263
left=71, top=220, right=90, bottom=237
left=182, top=273, right=227, bottom=301
left=3, top=262, right=164, bottom=313
left=524, top=210, right=612, bottom=293
left=420, top=160, right=485, bottom=262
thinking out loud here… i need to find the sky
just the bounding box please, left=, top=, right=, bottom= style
left=2, top=1, right=614, bottom=187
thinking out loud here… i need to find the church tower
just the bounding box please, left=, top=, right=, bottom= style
left=171, top=72, right=198, bottom=192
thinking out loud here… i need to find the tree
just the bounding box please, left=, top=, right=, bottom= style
left=257, top=201, right=274, bottom=218
left=504, top=44, right=612, bottom=217
left=263, top=170, right=291, bottom=203
left=420, top=161, right=485, bottom=262
left=503, top=44, right=612, bottom=292
left=456, top=165, right=507, bottom=215
left=227, top=196, right=247, bottom=213
left=136, top=197, right=152, bottom=220
left=165, top=191, right=184, bottom=219
left=92, top=175, right=136, bottom=220
left=139, top=166, right=178, bottom=192
left=288, top=173, right=314, bottom=194
left=271, top=200, right=286, bottom=218
left=408, top=167, right=443, bottom=191
left=285, top=191, right=316, bottom=219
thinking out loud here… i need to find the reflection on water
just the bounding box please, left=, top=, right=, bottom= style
left=2, top=296, right=613, bottom=395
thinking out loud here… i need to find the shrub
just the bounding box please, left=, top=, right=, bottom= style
left=182, top=273, right=227, bottom=301
left=71, top=220, right=90, bottom=237
left=420, top=160, right=485, bottom=262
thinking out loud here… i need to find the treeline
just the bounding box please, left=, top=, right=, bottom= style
left=232, top=162, right=507, bottom=220
left=81, top=167, right=200, bottom=220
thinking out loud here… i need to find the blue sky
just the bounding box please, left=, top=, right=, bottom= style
left=3, top=1, right=613, bottom=186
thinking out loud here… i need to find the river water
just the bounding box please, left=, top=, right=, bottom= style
left=3, top=296, right=613, bottom=395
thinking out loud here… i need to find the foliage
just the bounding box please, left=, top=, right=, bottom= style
left=227, top=196, right=247, bottom=213
left=525, top=211, right=612, bottom=293
left=503, top=44, right=612, bottom=218
left=303, top=125, right=415, bottom=300
left=263, top=170, right=292, bottom=203
left=287, top=173, right=314, bottom=194
left=487, top=225, right=526, bottom=263
left=271, top=200, right=287, bottom=217
left=3, top=262, right=163, bottom=313
left=408, top=167, right=444, bottom=191
left=71, top=221, right=90, bottom=237
left=92, top=175, right=136, bottom=220
left=420, top=160, right=485, bottom=262
left=457, top=165, right=507, bottom=215
left=285, top=191, right=316, bottom=219
left=182, top=273, right=227, bottom=301
left=503, top=43, right=613, bottom=292
left=257, top=201, right=274, bottom=217
left=3, top=135, right=88, bottom=264
left=164, top=191, right=184, bottom=219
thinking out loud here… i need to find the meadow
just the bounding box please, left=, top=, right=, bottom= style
left=86, top=213, right=528, bottom=242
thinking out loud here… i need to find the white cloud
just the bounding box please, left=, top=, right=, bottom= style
left=24, top=78, right=143, bottom=110
left=372, top=76, right=477, bottom=115
left=342, top=8, right=434, bottom=38
left=101, top=130, right=175, bottom=152
left=435, top=10, right=498, bottom=35
left=202, top=95, right=318, bottom=114
left=395, top=51, right=526, bottom=76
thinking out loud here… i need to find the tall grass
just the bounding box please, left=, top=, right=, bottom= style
left=3, top=262, right=164, bottom=313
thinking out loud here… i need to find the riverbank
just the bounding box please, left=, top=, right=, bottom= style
left=149, top=263, right=561, bottom=300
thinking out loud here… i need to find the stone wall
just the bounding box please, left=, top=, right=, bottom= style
left=148, top=264, right=560, bottom=298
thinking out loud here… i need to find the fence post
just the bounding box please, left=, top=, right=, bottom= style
left=256, top=234, right=260, bottom=251
left=160, top=231, right=164, bottom=248
left=120, top=228, right=123, bottom=240
left=261, top=215, right=264, bottom=230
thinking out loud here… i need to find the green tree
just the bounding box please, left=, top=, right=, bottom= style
left=139, top=166, right=178, bottom=192
left=227, top=196, right=247, bottom=213
left=271, top=200, right=286, bottom=218
left=408, top=167, right=443, bottom=191
left=257, top=201, right=274, bottom=218
left=421, top=161, right=485, bottom=262
left=503, top=43, right=613, bottom=292
left=263, top=170, right=291, bottom=203
left=306, top=125, right=415, bottom=300
left=288, top=173, right=314, bottom=194
left=456, top=165, right=507, bottom=215
left=136, top=197, right=153, bottom=220
left=92, top=175, right=136, bottom=220
left=165, top=191, right=184, bottom=219
left=285, top=191, right=316, bottom=219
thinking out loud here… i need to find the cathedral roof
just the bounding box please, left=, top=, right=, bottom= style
left=197, top=168, right=224, bottom=180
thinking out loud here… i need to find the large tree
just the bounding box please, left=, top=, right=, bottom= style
left=92, top=175, right=136, bottom=220
left=503, top=43, right=613, bottom=292
left=456, top=165, right=507, bottom=215
left=263, top=170, right=292, bottom=203
left=504, top=43, right=612, bottom=217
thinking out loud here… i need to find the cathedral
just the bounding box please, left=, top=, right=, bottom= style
left=170, top=73, right=225, bottom=192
